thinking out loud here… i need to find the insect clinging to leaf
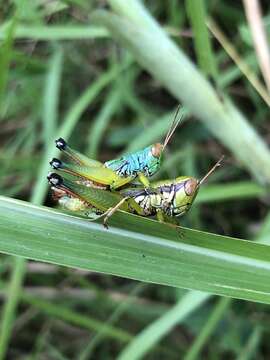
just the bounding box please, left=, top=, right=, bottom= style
left=49, top=106, right=185, bottom=190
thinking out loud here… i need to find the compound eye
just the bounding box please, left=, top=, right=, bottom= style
left=55, top=138, right=67, bottom=150
left=151, top=143, right=163, bottom=158
left=184, top=178, right=198, bottom=196
left=47, top=172, right=63, bottom=187
left=49, top=158, right=62, bottom=169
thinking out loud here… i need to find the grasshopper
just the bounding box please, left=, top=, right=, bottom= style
left=47, top=156, right=224, bottom=228
left=47, top=172, right=145, bottom=220
left=49, top=107, right=184, bottom=190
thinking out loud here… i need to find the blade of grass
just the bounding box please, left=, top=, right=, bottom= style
left=208, top=18, right=270, bottom=107
left=93, top=1, right=270, bottom=184
left=197, top=181, right=266, bottom=203
left=183, top=297, right=231, bottom=360
left=117, top=290, right=209, bottom=360
left=0, top=258, right=25, bottom=360
left=0, top=24, right=109, bottom=40
left=78, top=283, right=145, bottom=360
left=2, top=196, right=270, bottom=304
left=43, top=46, right=63, bottom=143
left=236, top=326, right=262, bottom=360
left=243, top=0, right=270, bottom=92
left=87, top=89, right=122, bottom=159
left=185, top=0, right=217, bottom=79
left=0, top=18, right=16, bottom=115
left=22, top=292, right=132, bottom=343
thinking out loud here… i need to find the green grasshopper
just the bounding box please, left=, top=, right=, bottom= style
left=49, top=107, right=184, bottom=190
left=47, top=156, right=224, bottom=228
left=47, top=172, right=145, bottom=220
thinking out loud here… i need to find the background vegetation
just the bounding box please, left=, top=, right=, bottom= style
left=1, top=0, right=270, bottom=358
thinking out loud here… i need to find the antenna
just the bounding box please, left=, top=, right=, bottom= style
left=199, top=155, right=225, bottom=185
left=163, top=105, right=185, bottom=149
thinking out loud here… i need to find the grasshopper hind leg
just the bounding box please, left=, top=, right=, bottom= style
left=102, top=197, right=129, bottom=229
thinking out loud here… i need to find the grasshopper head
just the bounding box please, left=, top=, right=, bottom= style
left=151, top=143, right=163, bottom=158
left=173, top=177, right=199, bottom=216
left=173, top=156, right=224, bottom=216
left=184, top=178, right=199, bottom=197
left=143, top=143, right=163, bottom=176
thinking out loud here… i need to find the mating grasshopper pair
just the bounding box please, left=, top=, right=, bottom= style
left=47, top=108, right=223, bottom=228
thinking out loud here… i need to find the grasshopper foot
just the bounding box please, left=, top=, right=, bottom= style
left=103, top=211, right=111, bottom=230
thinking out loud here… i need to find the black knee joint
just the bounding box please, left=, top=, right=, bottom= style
left=55, top=137, right=67, bottom=150
left=50, top=158, right=62, bottom=169
left=47, top=172, right=63, bottom=187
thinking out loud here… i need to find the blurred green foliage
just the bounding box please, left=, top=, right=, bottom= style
left=0, top=0, right=270, bottom=358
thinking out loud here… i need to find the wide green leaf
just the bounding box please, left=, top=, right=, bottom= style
left=1, top=195, right=270, bottom=304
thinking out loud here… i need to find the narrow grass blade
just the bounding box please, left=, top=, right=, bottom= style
left=22, top=292, right=132, bottom=343
left=208, top=18, right=270, bottom=107
left=236, top=326, right=262, bottom=360
left=183, top=297, right=231, bottom=360
left=87, top=89, right=121, bottom=158
left=43, top=47, right=63, bottom=144
left=78, top=284, right=145, bottom=360
left=0, top=24, right=109, bottom=40
left=0, top=258, right=25, bottom=360
left=197, top=181, right=266, bottom=204
left=0, top=18, right=16, bottom=115
left=185, top=0, right=217, bottom=78
left=117, top=291, right=209, bottom=360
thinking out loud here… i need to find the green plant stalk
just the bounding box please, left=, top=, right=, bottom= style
left=197, top=181, right=266, bottom=203
left=87, top=89, right=122, bottom=158
left=92, top=0, right=270, bottom=184
left=117, top=291, right=209, bottom=360
left=183, top=297, right=231, bottom=360
left=208, top=18, right=270, bottom=107
left=0, top=280, right=132, bottom=343
left=0, top=24, right=109, bottom=40
left=0, top=258, right=25, bottom=360
left=22, top=292, right=132, bottom=343
left=236, top=326, right=262, bottom=360
left=2, top=196, right=270, bottom=304
left=78, top=283, right=145, bottom=360
left=0, top=18, right=16, bottom=115
left=43, top=47, right=63, bottom=144
left=185, top=0, right=218, bottom=78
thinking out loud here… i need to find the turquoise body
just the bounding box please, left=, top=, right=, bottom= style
left=104, top=145, right=161, bottom=178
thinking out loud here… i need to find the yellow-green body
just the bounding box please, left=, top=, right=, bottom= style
left=121, top=176, right=199, bottom=220
left=48, top=172, right=199, bottom=224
